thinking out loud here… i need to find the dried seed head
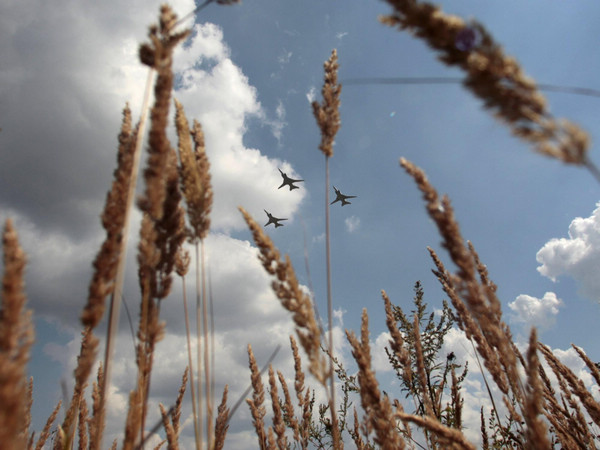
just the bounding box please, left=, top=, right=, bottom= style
left=312, top=49, right=342, bottom=158
left=382, top=0, right=589, bottom=166
left=240, top=207, right=329, bottom=384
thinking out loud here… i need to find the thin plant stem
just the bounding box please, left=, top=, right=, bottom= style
left=201, top=239, right=213, bottom=448
left=301, top=217, right=326, bottom=339
left=195, top=241, right=204, bottom=449
left=342, top=76, right=600, bottom=98
left=172, top=0, right=214, bottom=30
left=209, top=268, right=216, bottom=436
left=182, top=274, right=201, bottom=449
left=584, top=159, right=600, bottom=184
left=469, top=338, right=503, bottom=431
left=324, top=155, right=339, bottom=446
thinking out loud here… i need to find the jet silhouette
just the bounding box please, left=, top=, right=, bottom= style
left=278, top=168, right=304, bottom=191
left=330, top=186, right=357, bottom=206
left=264, top=210, right=288, bottom=228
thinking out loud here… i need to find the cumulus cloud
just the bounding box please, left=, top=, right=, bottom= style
left=371, top=331, right=393, bottom=373
left=537, top=203, right=600, bottom=302
left=173, top=23, right=304, bottom=231
left=0, top=207, right=103, bottom=324
left=508, top=292, right=563, bottom=333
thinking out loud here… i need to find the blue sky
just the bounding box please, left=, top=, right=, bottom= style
left=2, top=0, right=600, bottom=447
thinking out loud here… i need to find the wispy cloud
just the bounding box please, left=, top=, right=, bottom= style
left=277, top=49, right=293, bottom=65
left=312, top=232, right=325, bottom=244
left=345, top=215, right=360, bottom=233
left=306, top=86, right=316, bottom=103
left=266, top=99, right=287, bottom=145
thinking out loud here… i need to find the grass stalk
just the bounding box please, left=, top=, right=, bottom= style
left=0, top=220, right=33, bottom=449
left=191, top=238, right=213, bottom=448
left=312, top=47, right=342, bottom=448
left=195, top=241, right=204, bottom=449
left=181, top=272, right=201, bottom=448
left=324, top=154, right=339, bottom=445
left=98, top=67, right=154, bottom=450
left=468, top=338, right=503, bottom=431
left=209, top=269, right=216, bottom=434
left=201, top=239, right=213, bottom=448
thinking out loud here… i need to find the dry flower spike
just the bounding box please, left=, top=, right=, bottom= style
left=381, top=0, right=596, bottom=179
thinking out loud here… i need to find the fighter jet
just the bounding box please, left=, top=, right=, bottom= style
left=264, top=210, right=288, bottom=228
left=330, top=186, right=357, bottom=206
left=278, top=168, right=304, bottom=191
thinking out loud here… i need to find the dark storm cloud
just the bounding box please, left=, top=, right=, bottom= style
left=0, top=2, right=141, bottom=239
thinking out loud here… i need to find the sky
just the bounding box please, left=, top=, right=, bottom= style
left=2, top=0, right=600, bottom=447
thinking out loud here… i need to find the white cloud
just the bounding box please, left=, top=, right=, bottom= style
left=344, top=215, right=360, bottom=233
left=173, top=23, right=305, bottom=231
left=372, top=331, right=393, bottom=373
left=508, top=292, right=562, bottom=333
left=176, top=22, right=230, bottom=68
left=333, top=307, right=345, bottom=327
left=0, top=207, right=102, bottom=325
left=537, top=203, right=600, bottom=301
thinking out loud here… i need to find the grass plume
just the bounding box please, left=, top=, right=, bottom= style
left=380, top=0, right=591, bottom=172
left=311, top=48, right=343, bottom=449
left=0, top=219, right=34, bottom=448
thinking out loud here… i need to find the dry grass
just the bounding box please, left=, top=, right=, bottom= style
left=311, top=48, right=343, bottom=449
left=0, top=219, right=34, bottom=448
left=3, top=1, right=600, bottom=449
left=380, top=0, right=590, bottom=168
